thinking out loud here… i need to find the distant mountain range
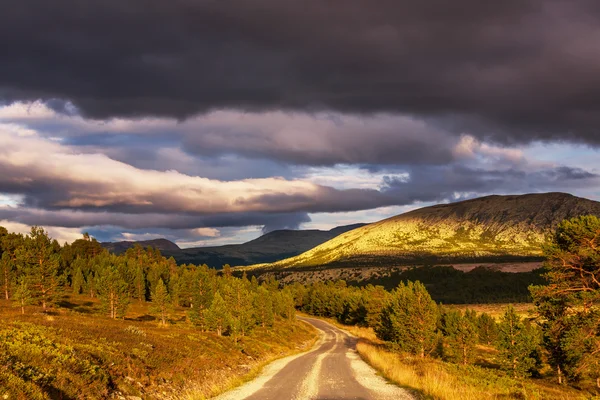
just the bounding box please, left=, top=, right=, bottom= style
left=101, top=223, right=366, bottom=268
left=246, top=193, right=600, bottom=270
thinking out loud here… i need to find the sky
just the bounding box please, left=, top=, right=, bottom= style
left=1, top=0, right=600, bottom=246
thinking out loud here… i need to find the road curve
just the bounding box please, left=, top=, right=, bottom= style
left=214, top=317, right=414, bottom=400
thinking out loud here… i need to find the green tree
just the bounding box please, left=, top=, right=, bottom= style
left=224, top=279, right=255, bottom=338
left=254, top=286, right=274, bottom=328
left=133, top=262, right=146, bottom=302
left=375, top=281, right=439, bottom=357
left=204, top=292, right=231, bottom=336
left=497, top=306, right=539, bottom=378
left=72, top=267, right=85, bottom=295
left=531, top=215, right=600, bottom=384
left=442, top=309, right=479, bottom=365
left=188, top=267, right=215, bottom=327
left=86, top=271, right=97, bottom=298
left=477, top=312, right=498, bottom=345
left=97, top=265, right=130, bottom=319
left=12, top=277, right=34, bottom=314
left=0, top=252, right=14, bottom=300
left=1, top=232, right=24, bottom=300
left=18, top=227, right=61, bottom=310
left=150, top=278, right=171, bottom=326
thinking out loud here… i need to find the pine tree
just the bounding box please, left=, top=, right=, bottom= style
left=203, top=292, right=231, bottom=336
left=72, top=267, right=85, bottom=295
left=279, top=289, right=296, bottom=322
left=224, top=279, right=255, bottom=338
left=442, top=309, right=478, bottom=365
left=97, top=265, right=130, bottom=319
left=497, top=306, right=539, bottom=378
left=375, top=281, right=439, bottom=357
left=530, top=215, right=600, bottom=384
left=561, top=310, right=600, bottom=386
left=188, top=267, right=215, bottom=327
left=133, top=262, right=146, bottom=302
left=86, top=271, right=97, bottom=298
left=253, top=286, right=274, bottom=328
left=12, top=277, right=34, bottom=314
left=150, top=278, right=171, bottom=326
left=18, top=227, right=61, bottom=310
left=477, top=312, right=498, bottom=345
left=0, top=252, right=14, bottom=300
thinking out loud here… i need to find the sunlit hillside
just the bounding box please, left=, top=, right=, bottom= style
left=248, top=193, right=600, bottom=270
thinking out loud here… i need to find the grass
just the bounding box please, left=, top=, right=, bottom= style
left=447, top=303, right=535, bottom=320
left=0, top=295, right=317, bottom=399
left=312, top=315, right=594, bottom=400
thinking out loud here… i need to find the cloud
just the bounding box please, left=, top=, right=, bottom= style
left=0, top=219, right=84, bottom=244
left=1, top=103, right=457, bottom=167
left=261, top=212, right=312, bottom=234
left=0, top=125, right=402, bottom=215
left=2, top=1, right=600, bottom=146
left=381, top=165, right=600, bottom=205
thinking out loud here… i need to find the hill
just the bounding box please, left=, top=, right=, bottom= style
left=101, top=238, right=181, bottom=254
left=247, top=193, right=600, bottom=270
left=101, top=223, right=366, bottom=268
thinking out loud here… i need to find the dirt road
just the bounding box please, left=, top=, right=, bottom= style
left=215, top=317, right=414, bottom=400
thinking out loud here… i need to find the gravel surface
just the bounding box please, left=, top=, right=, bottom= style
left=213, top=317, right=414, bottom=400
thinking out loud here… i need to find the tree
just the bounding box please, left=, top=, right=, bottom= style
left=203, top=292, right=230, bottom=336
left=188, top=267, right=215, bottom=327
left=0, top=252, right=14, bottom=300
left=86, top=271, right=97, bottom=298
left=253, top=286, right=274, bottom=328
left=223, top=279, right=255, bottom=338
left=375, top=281, right=439, bottom=357
left=477, top=312, right=498, bottom=345
left=97, top=265, right=130, bottom=319
left=497, top=306, right=540, bottom=378
left=442, top=309, right=478, bottom=365
left=72, top=267, right=85, bottom=295
left=531, top=215, right=600, bottom=384
left=150, top=278, right=171, bottom=326
left=1, top=232, right=25, bottom=300
left=133, top=262, right=146, bottom=302
left=12, top=277, right=34, bottom=314
left=18, top=227, right=61, bottom=310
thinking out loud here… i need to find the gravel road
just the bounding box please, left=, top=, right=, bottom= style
left=214, top=317, right=414, bottom=400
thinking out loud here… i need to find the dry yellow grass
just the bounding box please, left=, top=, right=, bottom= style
left=447, top=303, right=535, bottom=320
left=357, top=341, right=487, bottom=400
left=313, top=315, right=589, bottom=400
left=356, top=341, right=587, bottom=400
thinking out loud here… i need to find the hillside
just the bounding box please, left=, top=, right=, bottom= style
left=101, top=238, right=181, bottom=254
left=102, top=223, right=366, bottom=268
left=248, top=193, right=600, bottom=270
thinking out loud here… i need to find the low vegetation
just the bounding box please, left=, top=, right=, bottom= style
left=0, top=227, right=316, bottom=399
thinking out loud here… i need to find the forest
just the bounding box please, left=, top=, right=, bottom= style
left=1, top=215, right=599, bottom=398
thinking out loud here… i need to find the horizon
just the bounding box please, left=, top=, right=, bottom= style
left=2, top=2, right=600, bottom=246
left=3, top=191, right=595, bottom=248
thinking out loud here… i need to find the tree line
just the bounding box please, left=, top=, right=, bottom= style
left=0, top=227, right=295, bottom=339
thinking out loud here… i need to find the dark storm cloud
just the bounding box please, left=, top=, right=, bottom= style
left=381, top=165, right=600, bottom=204
left=0, top=207, right=311, bottom=231
left=3, top=1, right=600, bottom=144
left=261, top=213, right=312, bottom=234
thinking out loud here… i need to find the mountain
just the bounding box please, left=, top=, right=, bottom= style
left=101, top=223, right=366, bottom=268
left=247, top=193, right=600, bottom=270
left=101, top=238, right=181, bottom=254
